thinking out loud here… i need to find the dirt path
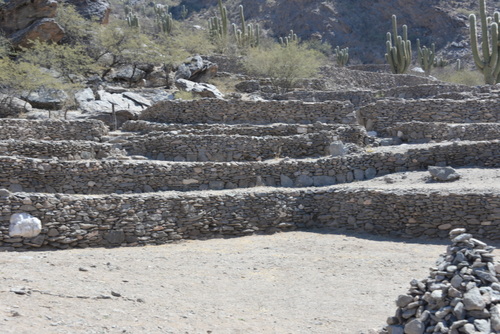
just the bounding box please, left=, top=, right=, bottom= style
left=3, top=230, right=498, bottom=334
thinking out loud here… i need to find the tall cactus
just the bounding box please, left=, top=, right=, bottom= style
left=233, top=5, right=259, bottom=48
left=208, top=0, right=228, bottom=41
left=469, top=0, right=500, bottom=84
left=385, top=15, right=412, bottom=74
left=279, top=30, right=298, bottom=47
left=126, top=12, right=140, bottom=29
left=416, top=39, right=435, bottom=75
left=153, top=4, right=173, bottom=34
left=335, top=46, right=349, bottom=67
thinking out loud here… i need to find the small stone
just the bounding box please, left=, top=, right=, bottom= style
left=449, top=228, right=467, bottom=237
left=111, top=291, right=121, bottom=297
left=396, top=295, right=414, bottom=308
left=78, top=267, right=89, bottom=272
left=428, top=166, right=460, bottom=182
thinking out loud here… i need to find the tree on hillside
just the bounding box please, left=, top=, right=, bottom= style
left=244, top=41, right=325, bottom=94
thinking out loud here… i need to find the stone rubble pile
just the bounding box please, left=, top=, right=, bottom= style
left=387, top=228, right=500, bottom=334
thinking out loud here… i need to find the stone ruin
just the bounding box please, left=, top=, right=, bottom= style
left=386, top=229, right=500, bottom=334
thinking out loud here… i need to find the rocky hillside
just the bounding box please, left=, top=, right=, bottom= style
left=177, top=0, right=496, bottom=65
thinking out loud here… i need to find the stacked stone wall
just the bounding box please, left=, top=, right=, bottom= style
left=0, top=140, right=122, bottom=160
left=0, top=119, right=109, bottom=141
left=358, top=98, right=500, bottom=134
left=1, top=187, right=498, bottom=249
left=1, top=140, right=498, bottom=194
left=139, top=99, right=355, bottom=125
left=121, top=131, right=361, bottom=162
left=122, top=120, right=367, bottom=140
left=385, top=122, right=500, bottom=143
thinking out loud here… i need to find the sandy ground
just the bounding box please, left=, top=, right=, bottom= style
left=0, top=168, right=499, bottom=334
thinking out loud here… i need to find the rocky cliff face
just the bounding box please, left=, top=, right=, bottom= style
left=0, top=0, right=110, bottom=47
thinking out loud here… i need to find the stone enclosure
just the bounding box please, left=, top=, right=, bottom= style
left=0, top=79, right=499, bottom=250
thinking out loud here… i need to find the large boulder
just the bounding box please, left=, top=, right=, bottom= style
left=0, top=94, right=33, bottom=117
left=175, top=79, right=224, bottom=99
left=175, top=55, right=218, bottom=83
left=0, top=0, right=110, bottom=47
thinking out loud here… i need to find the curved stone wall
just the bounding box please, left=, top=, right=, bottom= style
left=1, top=140, right=498, bottom=194
left=0, top=186, right=498, bottom=249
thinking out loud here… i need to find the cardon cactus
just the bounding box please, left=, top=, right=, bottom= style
left=208, top=0, right=228, bottom=41
left=416, top=39, right=435, bottom=75
left=126, top=12, right=139, bottom=29
left=469, top=0, right=500, bottom=84
left=279, top=30, right=298, bottom=47
left=385, top=15, right=412, bottom=74
left=233, top=5, right=259, bottom=48
left=335, top=46, right=349, bottom=67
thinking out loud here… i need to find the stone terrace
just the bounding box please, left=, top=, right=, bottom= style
left=0, top=87, right=499, bottom=249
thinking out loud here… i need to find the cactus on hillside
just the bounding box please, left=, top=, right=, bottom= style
left=180, top=5, right=188, bottom=20
left=126, top=12, right=140, bottom=29
left=416, top=39, right=435, bottom=75
left=208, top=0, right=229, bottom=41
left=279, top=30, right=298, bottom=47
left=233, top=5, right=259, bottom=48
left=433, top=57, right=448, bottom=68
left=469, top=0, right=500, bottom=84
left=335, top=46, right=349, bottom=67
left=385, top=15, right=412, bottom=74
left=153, top=4, right=173, bottom=34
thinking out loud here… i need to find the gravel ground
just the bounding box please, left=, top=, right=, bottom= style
left=0, top=168, right=499, bottom=334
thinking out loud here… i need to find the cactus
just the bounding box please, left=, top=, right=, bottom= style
left=469, top=0, right=500, bottom=84
left=126, top=12, right=140, bottom=29
left=433, top=57, right=448, bottom=68
left=208, top=0, right=228, bottom=41
left=180, top=5, right=188, bottom=20
left=416, top=39, right=435, bottom=75
left=233, top=5, right=259, bottom=48
left=385, top=15, right=412, bottom=74
left=456, top=59, right=464, bottom=71
left=279, top=30, right=298, bottom=47
left=153, top=4, right=173, bottom=34
left=335, top=46, right=349, bottom=67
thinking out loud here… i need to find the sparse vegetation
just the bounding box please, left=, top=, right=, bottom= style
left=244, top=41, right=325, bottom=94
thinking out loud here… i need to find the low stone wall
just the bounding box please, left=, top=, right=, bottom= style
left=276, top=90, right=375, bottom=107
left=385, top=122, right=500, bottom=143
left=139, top=99, right=356, bottom=125
left=0, top=187, right=498, bottom=249
left=378, top=84, right=472, bottom=100
left=122, top=120, right=368, bottom=143
left=1, top=140, right=498, bottom=194
left=0, top=119, right=109, bottom=141
left=0, top=140, right=123, bottom=160
left=358, top=98, right=500, bottom=133
left=121, top=131, right=361, bottom=162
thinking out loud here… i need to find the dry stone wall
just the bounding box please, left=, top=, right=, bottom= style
left=358, top=98, right=500, bottom=134
left=0, top=119, right=108, bottom=141
left=0, top=187, right=498, bottom=249
left=122, top=120, right=368, bottom=142
left=385, top=122, right=500, bottom=143
left=0, top=140, right=123, bottom=160
left=1, top=140, right=498, bottom=194
left=139, top=99, right=356, bottom=125
left=120, top=131, right=362, bottom=162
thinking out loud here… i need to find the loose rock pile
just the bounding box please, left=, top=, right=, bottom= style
left=387, top=229, right=500, bottom=334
